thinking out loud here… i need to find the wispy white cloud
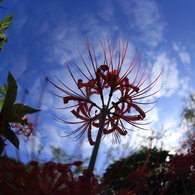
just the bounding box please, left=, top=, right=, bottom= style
left=172, top=42, right=191, bottom=64
left=177, top=77, right=191, bottom=96
left=117, top=0, right=167, bottom=47
left=96, top=0, right=114, bottom=22
left=12, top=4, right=28, bottom=34
left=142, top=49, right=191, bottom=127
left=179, top=51, right=191, bottom=64
left=173, top=42, right=180, bottom=51
left=42, top=0, right=167, bottom=68
left=150, top=52, right=179, bottom=97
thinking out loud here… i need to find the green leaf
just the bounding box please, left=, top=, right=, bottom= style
left=0, top=86, right=5, bottom=94
left=0, top=32, right=7, bottom=42
left=6, top=103, right=40, bottom=123
left=0, top=40, right=3, bottom=51
left=1, top=72, right=17, bottom=114
left=0, top=14, right=14, bottom=33
left=0, top=116, right=19, bottom=149
left=0, top=85, right=7, bottom=102
left=20, top=118, right=28, bottom=126
left=0, top=85, right=7, bottom=98
left=0, top=98, right=4, bottom=109
left=3, top=84, right=8, bottom=94
left=5, top=128, right=19, bottom=149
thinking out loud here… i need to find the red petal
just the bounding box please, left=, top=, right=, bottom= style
left=88, top=124, right=95, bottom=145
left=131, top=103, right=146, bottom=119
left=100, top=65, right=109, bottom=71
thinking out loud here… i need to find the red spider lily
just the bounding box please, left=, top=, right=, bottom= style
left=0, top=159, right=99, bottom=195
left=11, top=116, right=34, bottom=141
left=48, top=36, right=162, bottom=145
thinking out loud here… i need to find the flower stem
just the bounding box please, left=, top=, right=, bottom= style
left=88, top=107, right=107, bottom=172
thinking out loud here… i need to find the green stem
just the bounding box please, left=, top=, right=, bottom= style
left=88, top=107, right=107, bottom=172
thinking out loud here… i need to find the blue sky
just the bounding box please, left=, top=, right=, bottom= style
left=1, top=0, right=195, bottom=172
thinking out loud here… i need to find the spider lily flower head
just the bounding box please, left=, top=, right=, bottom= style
left=48, top=36, right=162, bottom=145
left=11, top=116, right=34, bottom=141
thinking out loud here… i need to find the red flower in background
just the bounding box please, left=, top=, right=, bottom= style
left=11, top=116, right=34, bottom=141
left=48, top=37, right=162, bottom=145
left=0, top=159, right=99, bottom=195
